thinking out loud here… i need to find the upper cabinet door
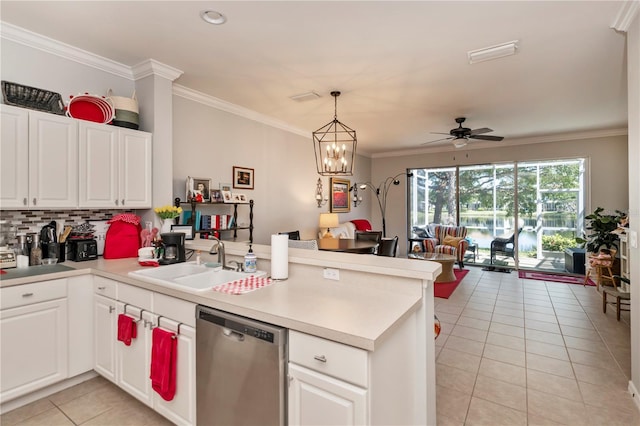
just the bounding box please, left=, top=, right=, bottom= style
left=28, top=110, right=78, bottom=208
left=0, top=105, right=29, bottom=209
left=119, top=129, right=152, bottom=209
left=79, top=122, right=119, bottom=208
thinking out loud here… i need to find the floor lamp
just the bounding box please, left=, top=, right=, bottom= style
left=357, top=172, right=413, bottom=237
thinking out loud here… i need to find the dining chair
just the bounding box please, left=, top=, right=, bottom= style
left=377, top=236, right=399, bottom=257
left=279, top=230, right=301, bottom=240
left=287, top=239, right=318, bottom=250
left=355, top=231, right=382, bottom=243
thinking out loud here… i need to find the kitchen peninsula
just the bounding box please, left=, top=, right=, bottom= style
left=0, top=240, right=441, bottom=425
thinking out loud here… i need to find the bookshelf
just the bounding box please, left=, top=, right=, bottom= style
left=174, top=197, right=254, bottom=243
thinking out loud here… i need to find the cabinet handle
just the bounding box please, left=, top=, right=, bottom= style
left=97, top=286, right=106, bottom=290
left=115, top=199, right=119, bottom=206
left=313, top=355, right=327, bottom=363
left=109, top=306, right=115, bottom=313
left=22, top=292, right=34, bottom=297
left=33, top=198, right=37, bottom=205
left=121, top=199, right=125, bottom=206
left=23, top=197, right=27, bottom=206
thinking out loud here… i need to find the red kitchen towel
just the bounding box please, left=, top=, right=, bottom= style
left=117, top=314, right=137, bottom=346
left=212, top=276, right=274, bottom=295
left=150, top=327, right=177, bottom=401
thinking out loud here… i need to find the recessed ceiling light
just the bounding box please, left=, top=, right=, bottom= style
left=468, top=40, right=518, bottom=64
left=201, top=10, right=227, bottom=25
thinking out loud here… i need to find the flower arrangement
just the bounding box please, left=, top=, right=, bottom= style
left=154, top=205, right=183, bottom=220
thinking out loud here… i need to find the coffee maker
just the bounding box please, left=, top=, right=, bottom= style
left=159, top=232, right=186, bottom=265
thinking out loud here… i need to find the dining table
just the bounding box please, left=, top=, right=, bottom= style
left=316, top=238, right=378, bottom=254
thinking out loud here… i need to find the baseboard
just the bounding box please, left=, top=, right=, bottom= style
left=0, top=371, right=97, bottom=415
left=629, top=380, right=640, bottom=413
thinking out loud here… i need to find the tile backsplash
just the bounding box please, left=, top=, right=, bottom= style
left=0, top=209, right=134, bottom=236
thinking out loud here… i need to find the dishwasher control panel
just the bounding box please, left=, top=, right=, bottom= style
left=198, top=308, right=278, bottom=343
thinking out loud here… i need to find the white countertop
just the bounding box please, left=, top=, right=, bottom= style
left=0, top=242, right=441, bottom=351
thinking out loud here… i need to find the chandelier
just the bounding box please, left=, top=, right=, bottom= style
left=312, top=91, right=357, bottom=176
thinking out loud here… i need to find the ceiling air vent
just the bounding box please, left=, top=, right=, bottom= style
left=289, top=91, right=321, bottom=102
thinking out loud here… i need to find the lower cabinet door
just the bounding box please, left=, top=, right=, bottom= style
left=116, top=303, right=153, bottom=406
left=288, top=363, right=367, bottom=426
left=153, top=323, right=196, bottom=426
left=0, top=299, right=68, bottom=402
left=94, top=294, right=116, bottom=382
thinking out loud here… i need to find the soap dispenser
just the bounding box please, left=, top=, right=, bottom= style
left=244, top=245, right=257, bottom=273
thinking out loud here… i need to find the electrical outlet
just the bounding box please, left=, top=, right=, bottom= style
left=323, top=268, right=340, bottom=281
left=630, top=230, right=638, bottom=248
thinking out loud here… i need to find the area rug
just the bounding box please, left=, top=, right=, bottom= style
left=434, top=269, right=469, bottom=299
left=518, top=270, right=595, bottom=286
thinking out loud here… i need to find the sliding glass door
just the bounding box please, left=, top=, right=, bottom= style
left=409, top=159, right=585, bottom=272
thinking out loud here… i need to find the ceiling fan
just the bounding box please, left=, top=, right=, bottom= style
left=422, top=117, right=504, bottom=148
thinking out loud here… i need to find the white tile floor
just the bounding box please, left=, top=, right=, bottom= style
left=435, top=266, right=638, bottom=425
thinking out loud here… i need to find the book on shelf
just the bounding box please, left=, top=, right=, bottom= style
left=199, top=214, right=234, bottom=230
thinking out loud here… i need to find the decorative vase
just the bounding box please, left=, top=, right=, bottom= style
left=161, top=218, right=174, bottom=234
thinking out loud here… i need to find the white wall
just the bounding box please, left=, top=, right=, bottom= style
left=0, top=39, right=134, bottom=109
left=371, top=135, right=629, bottom=256
left=172, top=94, right=372, bottom=245
left=626, top=9, right=640, bottom=408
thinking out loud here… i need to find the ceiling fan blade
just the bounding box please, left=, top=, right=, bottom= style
left=430, top=132, right=451, bottom=135
left=421, top=136, right=453, bottom=145
left=470, top=134, right=504, bottom=141
left=469, top=127, right=493, bottom=135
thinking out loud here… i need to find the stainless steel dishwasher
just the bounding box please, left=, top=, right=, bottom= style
left=196, top=305, right=287, bottom=425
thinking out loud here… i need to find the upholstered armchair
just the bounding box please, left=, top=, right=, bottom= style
left=422, top=225, right=469, bottom=268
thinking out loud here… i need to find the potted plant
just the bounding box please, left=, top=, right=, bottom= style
left=575, top=207, right=625, bottom=253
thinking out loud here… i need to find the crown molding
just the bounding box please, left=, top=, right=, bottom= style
left=132, top=59, right=183, bottom=81
left=611, top=1, right=640, bottom=32
left=173, top=84, right=309, bottom=138
left=371, top=128, right=629, bottom=159
left=0, top=21, right=133, bottom=79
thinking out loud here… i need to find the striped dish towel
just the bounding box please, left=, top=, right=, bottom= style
left=212, top=276, right=274, bottom=295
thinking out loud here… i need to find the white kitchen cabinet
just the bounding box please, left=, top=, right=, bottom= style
left=67, top=276, right=94, bottom=377
left=288, top=363, right=367, bottom=426
left=116, top=303, right=153, bottom=406
left=0, top=280, right=68, bottom=402
left=90, top=277, right=196, bottom=425
left=118, top=128, right=152, bottom=208
left=94, top=293, right=117, bottom=383
left=78, top=123, right=152, bottom=208
left=78, top=121, right=119, bottom=208
left=153, top=319, right=196, bottom=426
left=288, top=326, right=418, bottom=426
left=28, top=109, right=78, bottom=208
left=0, top=105, right=29, bottom=208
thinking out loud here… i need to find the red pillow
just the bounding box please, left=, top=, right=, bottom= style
left=351, top=219, right=372, bottom=231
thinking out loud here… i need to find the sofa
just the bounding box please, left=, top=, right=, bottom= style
left=319, top=219, right=373, bottom=239
left=421, top=224, right=469, bottom=268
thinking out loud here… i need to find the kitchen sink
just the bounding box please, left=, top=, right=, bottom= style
left=128, top=262, right=266, bottom=292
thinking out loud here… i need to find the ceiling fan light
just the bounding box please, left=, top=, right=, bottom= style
left=453, top=137, right=468, bottom=148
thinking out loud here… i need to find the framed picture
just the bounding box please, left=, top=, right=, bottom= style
left=219, top=182, right=232, bottom=191
left=233, top=166, right=254, bottom=190
left=232, top=193, right=249, bottom=203
left=171, top=224, right=194, bottom=240
left=210, top=189, right=223, bottom=203
left=221, top=190, right=233, bottom=203
left=186, top=177, right=212, bottom=202
left=330, top=177, right=351, bottom=213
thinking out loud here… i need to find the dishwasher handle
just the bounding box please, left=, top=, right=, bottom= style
left=223, top=327, right=245, bottom=342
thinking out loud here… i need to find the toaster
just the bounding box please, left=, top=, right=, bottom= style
left=68, top=239, right=98, bottom=262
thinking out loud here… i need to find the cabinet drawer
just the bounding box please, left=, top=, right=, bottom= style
left=1, top=279, right=67, bottom=310
left=289, top=330, right=368, bottom=388
left=118, top=283, right=152, bottom=311
left=153, top=293, right=196, bottom=327
left=94, top=276, right=116, bottom=299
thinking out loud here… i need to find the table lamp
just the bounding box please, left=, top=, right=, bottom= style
left=319, top=213, right=339, bottom=239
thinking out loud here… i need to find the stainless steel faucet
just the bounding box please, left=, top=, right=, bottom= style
left=209, top=237, right=234, bottom=270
